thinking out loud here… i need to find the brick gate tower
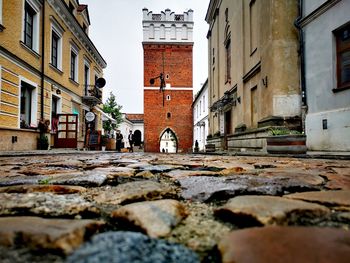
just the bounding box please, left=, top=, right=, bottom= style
left=142, top=8, right=194, bottom=153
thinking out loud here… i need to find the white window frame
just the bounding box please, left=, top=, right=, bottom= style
left=22, top=0, right=41, bottom=53
left=50, top=19, right=64, bottom=70
left=19, top=76, right=38, bottom=128
left=0, top=0, right=3, bottom=25
left=70, top=43, right=79, bottom=82
left=84, top=59, right=90, bottom=95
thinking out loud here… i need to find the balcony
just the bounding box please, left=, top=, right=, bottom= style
left=82, top=87, right=102, bottom=106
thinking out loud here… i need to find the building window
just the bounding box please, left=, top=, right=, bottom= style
left=203, top=95, right=205, bottom=111
left=167, top=112, right=171, bottom=118
left=149, top=24, right=154, bottom=39
left=20, top=80, right=37, bottom=128
left=336, top=24, right=350, bottom=90
left=50, top=20, right=63, bottom=70
left=166, top=95, right=171, bottom=100
left=249, top=0, right=258, bottom=54
left=160, top=24, right=165, bottom=39
left=69, top=2, right=75, bottom=14
left=171, top=24, right=176, bottom=39
left=182, top=24, right=188, bottom=40
left=83, top=23, right=87, bottom=33
left=23, top=0, right=40, bottom=52
left=84, top=63, right=90, bottom=95
left=51, top=31, right=59, bottom=67
left=0, top=0, right=3, bottom=28
left=225, top=39, right=231, bottom=82
left=212, top=48, right=215, bottom=64
left=70, top=44, right=79, bottom=82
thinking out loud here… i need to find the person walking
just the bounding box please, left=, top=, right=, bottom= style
left=116, top=130, right=123, bottom=152
left=128, top=130, right=134, bottom=152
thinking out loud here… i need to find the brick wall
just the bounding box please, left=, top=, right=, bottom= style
left=143, top=43, right=193, bottom=152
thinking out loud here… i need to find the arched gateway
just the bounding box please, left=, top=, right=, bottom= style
left=159, top=128, right=178, bottom=153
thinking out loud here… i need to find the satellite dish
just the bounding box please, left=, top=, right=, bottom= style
left=95, top=78, right=106, bottom=88
left=150, top=78, right=155, bottom=85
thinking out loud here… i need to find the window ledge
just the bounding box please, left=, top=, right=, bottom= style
left=250, top=47, right=257, bottom=56
left=49, top=64, right=63, bottom=75
left=20, top=41, right=40, bottom=58
left=333, top=85, right=350, bottom=93
left=69, top=78, right=79, bottom=86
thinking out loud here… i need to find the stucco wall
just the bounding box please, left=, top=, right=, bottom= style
left=303, top=0, right=350, bottom=151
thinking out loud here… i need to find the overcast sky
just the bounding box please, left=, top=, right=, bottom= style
left=83, top=0, right=210, bottom=113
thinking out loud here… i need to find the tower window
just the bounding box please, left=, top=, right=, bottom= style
left=166, top=95, right=171, bottom=100
left=167, top=112, right=171, bottom=118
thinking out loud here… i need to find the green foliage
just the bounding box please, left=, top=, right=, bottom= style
left=37, top=134, right=49, bottom=150
left=38, top=178, right=50, bottom=185
left=269, top=127, right=301, bottom=136
left=103, top=92, right=123, bottom=134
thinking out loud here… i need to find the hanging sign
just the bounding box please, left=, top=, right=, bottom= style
left=85, top=112, right=95, bottom=122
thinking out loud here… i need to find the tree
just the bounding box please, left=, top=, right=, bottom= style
left=102, top=92, right=122, bottom=136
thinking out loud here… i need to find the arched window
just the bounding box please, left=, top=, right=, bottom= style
left=166, top=95, right=171, bottom=100
left=181, top=24, right=188, bottom=40
left=160, top=24, right=165, bottom=39
left=171, top=24, right=176, bottom=39
left=167, top=112, right=171, bottom=118
left=149, top=24, right=154, bottom=39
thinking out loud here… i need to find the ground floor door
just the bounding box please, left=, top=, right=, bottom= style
left=55, top=114, right=78, bottom=148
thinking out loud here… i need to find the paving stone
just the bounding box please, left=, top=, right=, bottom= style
left=165, top=169, right=217, bottom=179
left=111, top=199, right=188, bottom=237
left=49, top=171, right=107, bottom=187
left=259, top=169, right=325, bottom=186
left=324, top=172, right=350, bottom=190
left=215, top=195, right=330, bottom=226
left=284, top=190, right=350, bottom=208
left=91, top=180, right=178, bottom=205
left=0, top=184, right=86, bottom=194
left=0, top=175, right=50, bottom=186
left=218, top=226, right=350, bottom=263
left=178, top=175, right=319, bottom=202
left=0, top=193, right=100, bottom=217
left=66, top=231, right=200, bottom=263
left=135, top=170, right=157, bottom=179
left=0, top=216, right=104, bottom=255
left=136, top=164, right=183, bottom=173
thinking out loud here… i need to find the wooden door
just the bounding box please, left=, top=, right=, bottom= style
left=55, top=114, right=78, bottom=148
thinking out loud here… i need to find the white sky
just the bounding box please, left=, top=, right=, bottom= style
left=82, top=0, right=210, bottom=113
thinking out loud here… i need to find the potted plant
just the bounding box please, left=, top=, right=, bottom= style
left=266, top=127, right=307, bottom=154
left=37, top=119, right=50, bottom=150
left=101, top=134, right=108, bottom=151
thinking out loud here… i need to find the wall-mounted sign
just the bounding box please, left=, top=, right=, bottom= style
left=85, top=112, right=95, bottom=122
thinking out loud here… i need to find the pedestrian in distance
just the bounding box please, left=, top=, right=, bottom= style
left=116, top=130, right=123, bottom=152
left=128, top=130, right=134, bottom=152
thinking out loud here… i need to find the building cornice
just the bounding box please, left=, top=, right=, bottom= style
left=299, top=0, right=341, bottom=27
left=47, top=0, right=107, bottom=69
left=142, top=42, right=194, bottom=46
left=205, top=0, right=221, bottom=23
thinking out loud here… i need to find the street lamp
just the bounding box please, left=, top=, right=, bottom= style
left=150, top=73, right=166, bottom=106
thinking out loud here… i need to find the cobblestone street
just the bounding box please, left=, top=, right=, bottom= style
left=0, top=152, right=349, bottom=262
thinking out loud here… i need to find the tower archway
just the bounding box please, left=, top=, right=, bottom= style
left=133, top=130, right=142, bottom=147
left=159, top=128, right=178, bottom=153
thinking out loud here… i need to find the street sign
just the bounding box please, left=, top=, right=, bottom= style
left=85, top=112, right=95, bottom=122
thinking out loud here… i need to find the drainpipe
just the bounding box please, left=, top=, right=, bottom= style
left=40, top=0, right=45, bottom=120
left=294, top=0, right=307, bottom=133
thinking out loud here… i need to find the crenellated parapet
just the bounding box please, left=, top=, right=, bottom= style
left=142, top=8, right=194, bottom=42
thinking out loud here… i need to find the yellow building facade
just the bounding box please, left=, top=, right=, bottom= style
left=0, top=0, right=106, bottom=151
left=206, top=0, right=301, bottom=152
